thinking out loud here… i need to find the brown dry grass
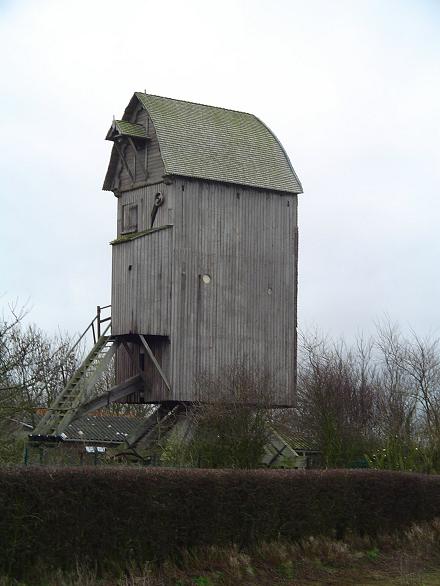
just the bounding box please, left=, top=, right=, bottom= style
left=2, top=518, right=440, bottom=585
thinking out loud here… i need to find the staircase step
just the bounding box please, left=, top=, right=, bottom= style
left=34, top=330, right=114, bottom=436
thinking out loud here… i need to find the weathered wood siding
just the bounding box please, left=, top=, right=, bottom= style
left=112, top=178, right=298, bottom=406
left=113, top=181, right=174, bottom=400
left=116, top=183, right=172, bottom=237
left=112, top=228, right=172, bottom=336
left=112, top=182, right=174, bottom=336
left=168, top=179, right=297, bottom=406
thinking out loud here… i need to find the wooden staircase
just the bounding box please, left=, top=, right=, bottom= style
left=31, top=322, right=117, bottom=439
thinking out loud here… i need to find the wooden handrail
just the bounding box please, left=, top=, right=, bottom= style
left=67, top=305, right=112, bottom=361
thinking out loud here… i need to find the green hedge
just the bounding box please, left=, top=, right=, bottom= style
left=1, top=467, right=440, bottom=578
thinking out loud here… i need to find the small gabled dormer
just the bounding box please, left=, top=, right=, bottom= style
left=103, top=96, right=167, bottom=194
left=105, top=119, right=150, bottom=192
left=106, top=119, right=149, bottom=145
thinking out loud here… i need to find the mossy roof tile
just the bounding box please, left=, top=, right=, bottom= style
left=114, top=120, right=148, bottom=138
left=135, top=93, right=302, bottom=194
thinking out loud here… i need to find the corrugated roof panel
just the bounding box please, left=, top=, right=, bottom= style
left=55, top=415, right=142, bottom=443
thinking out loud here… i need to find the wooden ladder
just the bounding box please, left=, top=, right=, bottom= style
left=32, top=324, right=117, bottom=438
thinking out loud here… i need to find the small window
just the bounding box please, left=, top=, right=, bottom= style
left=122, top=203, right=138, bottom=233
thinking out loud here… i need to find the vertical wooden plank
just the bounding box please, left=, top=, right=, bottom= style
left=113, top=174, right=297, bottom=405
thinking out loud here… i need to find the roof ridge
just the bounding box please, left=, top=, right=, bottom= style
left=135, top=91, right=257, bottom=119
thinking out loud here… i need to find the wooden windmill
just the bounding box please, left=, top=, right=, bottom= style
left=31, top=93, right=303, bottom=449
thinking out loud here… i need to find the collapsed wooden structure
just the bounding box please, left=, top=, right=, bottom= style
left=30, top=93, right=303, bottom=453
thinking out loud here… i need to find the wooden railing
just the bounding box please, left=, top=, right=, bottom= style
left=67, top=305, right=111, bottom=359
left=95, top=304, right=111, bottom=340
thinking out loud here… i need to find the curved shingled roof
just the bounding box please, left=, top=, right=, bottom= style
left=105, top=93, right=303, bottom=194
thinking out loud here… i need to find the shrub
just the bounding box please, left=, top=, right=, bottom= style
left=1, top=468, right=440, bottom=579
left=163, top=365, right=276, bottom=469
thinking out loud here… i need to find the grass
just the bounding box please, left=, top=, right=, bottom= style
left=3, top=518, right=440, bottom=585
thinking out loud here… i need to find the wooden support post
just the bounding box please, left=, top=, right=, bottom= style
left=122, top=341, right=147, bottom=383
left=72, top=375, right=144, bottom=421
left=127, top=137, right=148, bottom=180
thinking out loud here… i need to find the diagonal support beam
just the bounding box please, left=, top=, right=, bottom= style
left=72, top=375, right=144, bottom=422
left=138, top=335, right=171, bottom=392
left=114, top=141, right=134, bottom=182
left=125, top=403, right=177, bottom=448
left=117, top=403, right=194, bottom=458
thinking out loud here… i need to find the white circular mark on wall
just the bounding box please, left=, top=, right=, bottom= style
left=202, top=274, right=212, bottom=284
left=267, top=288, right=272, bottom=295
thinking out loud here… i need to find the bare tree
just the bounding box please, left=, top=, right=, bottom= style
left=0, top=305, right=82, bottom=435
left=374, top=320, right=440, bottom=471
left=295, top=331, right=378, bottom=467
left=294, top=321, right=440, bottom=472
left=375, top=322, right=418, bottom=442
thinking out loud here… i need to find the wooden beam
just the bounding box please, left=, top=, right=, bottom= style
left=72, top=375, right=144, bottom=421
left=114, top=141, right=134, bottom=182
left=138, top=334, right=171, bottom=392
left=125, top=403, right=176, bottom=448
left=122, top=341, right=147, bottom=383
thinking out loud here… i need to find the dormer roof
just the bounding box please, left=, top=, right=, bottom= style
left=106, top=119, right=149, bottom=140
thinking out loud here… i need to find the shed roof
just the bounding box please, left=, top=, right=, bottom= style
left=29, top=411, right=144, bottom=444
left=64, top=414, right=142, bottom=443
left=104, top=92, right=303, bottom=194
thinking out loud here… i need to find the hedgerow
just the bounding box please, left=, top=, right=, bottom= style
left=1, top=467, right=440, bottom=579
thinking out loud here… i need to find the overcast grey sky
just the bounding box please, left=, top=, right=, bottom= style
left=1, top=0, right=439, bottom=339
